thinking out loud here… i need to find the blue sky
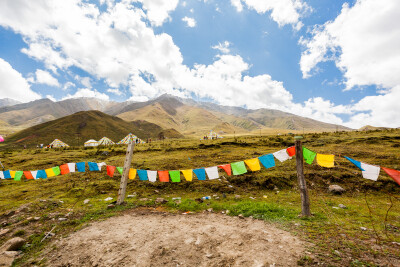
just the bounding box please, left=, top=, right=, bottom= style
left=0, top=0, right=399, bottom=128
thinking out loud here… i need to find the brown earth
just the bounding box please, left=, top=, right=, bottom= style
left=45, top=211, right=307, bottom=266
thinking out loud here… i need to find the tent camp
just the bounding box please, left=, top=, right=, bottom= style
left=117, top=133, right=139, bottom=144
left=203, top=130, right=223, bottom=140
left=84, top=139, right=99, bottom=147
left=98, top=137, right=115, bottom=146
left=49, top=139, right=69, bottom=148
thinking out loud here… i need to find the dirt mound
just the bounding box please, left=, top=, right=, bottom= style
left=46, top=211, right=307, bottom=266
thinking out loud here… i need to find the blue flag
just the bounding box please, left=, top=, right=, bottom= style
left=137, top=169, right=148, bottom=181
left=344, top=156, right=365, bottom=171
left=193, top=168, right=206, bottom=181
left=88, top=162, right=99, bottom=171
left=3, top=170, right=11, bottom=179
left=76, top=162, right=86, bottom=172
left=36, top=170, right=47, bottom=179
left=258, top=154, right=275, bottom=169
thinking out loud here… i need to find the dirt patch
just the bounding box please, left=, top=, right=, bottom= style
left=45, top=211, right=307, bottom=266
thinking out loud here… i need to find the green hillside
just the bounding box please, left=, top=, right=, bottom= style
left=2, top=110, right=166, bottom=148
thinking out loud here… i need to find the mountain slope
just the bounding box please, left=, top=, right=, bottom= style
left=3, top=111, right=168, bottom=147
left=0, top=98, right=21, bottom=108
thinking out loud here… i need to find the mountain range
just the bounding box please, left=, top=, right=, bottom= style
left=0, top=94, right=350, bottom=139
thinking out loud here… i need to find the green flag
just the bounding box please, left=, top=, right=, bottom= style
left=169, top=170, right=181, bottom=182
left=303, top=147, right=317, bottom=164
left=14, top=171, right=23, bottom=181
left=231, top=161, right=247, bottom=175
left=116, top=167, right=123, bottom=175
left=52, top=166, right=61, bottom=176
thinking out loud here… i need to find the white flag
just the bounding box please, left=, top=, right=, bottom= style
left=273, top=149, right=291, bottom=162
left=360, top=163, right=380, bottom=181
left=147, top=170, right=157, bottom=182
left=205, top=166, right=219, bottom=180
left=67, top=163, right=76, bottom=173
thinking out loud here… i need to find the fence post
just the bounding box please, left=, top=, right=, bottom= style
left=295, top=136, right=311, bottom=217
left=117, top=141, right=135, bottom=205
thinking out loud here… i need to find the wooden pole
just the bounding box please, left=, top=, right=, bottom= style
left=117, top=141, right=135, bottom=205
left=295, top=136, right=311, bottom=217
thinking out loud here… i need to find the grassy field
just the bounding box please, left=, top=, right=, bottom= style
left=0, top=129, right=399, bottom=266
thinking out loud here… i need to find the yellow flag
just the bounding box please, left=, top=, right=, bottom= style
left=316, top=154, right=335, bottom=168
left=244, top=158, right=261, bottom=171
left=181, top=169, right=193, bottom=181
left=129, top=169, right=137, bottom=180
left=45, top=168, right=55, bottom=177
left=10, top=171, right=16, bottom=178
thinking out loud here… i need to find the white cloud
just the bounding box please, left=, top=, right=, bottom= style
left=74, top=75, right=92, bottom=88
left=35, top=69, right=60, bottom=87
left=62, top=81, right=76, bottom=91
left=182, top=16, right=196, bottom=27
left=107, top=88, right=123, bottom=96
left=46, top=95, right=56, bottom=101
left=0, top=58, right=41, bottom=102
left=62, top=88, right=110, bottom=101
left=135, top=0, right=179, bottom=26
left=212, top=41, right=231, bottom=54
left=299, top=0, right=400, bottom=89
left=231, top=0, right=310, bottom=28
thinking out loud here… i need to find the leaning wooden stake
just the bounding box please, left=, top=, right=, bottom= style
left=295, top=136, right=311, bottom=217
left=117, top=141, right=135, bottom=205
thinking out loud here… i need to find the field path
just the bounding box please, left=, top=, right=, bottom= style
left=46, top=210, right=307, bottom=266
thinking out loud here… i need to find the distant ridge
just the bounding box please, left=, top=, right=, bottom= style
left=3, top=110, right=179, bottom=147
left=0, top=98, right=21, bottom=108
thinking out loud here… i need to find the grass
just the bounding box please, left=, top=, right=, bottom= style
left=0, top=129, right=399, bottom=266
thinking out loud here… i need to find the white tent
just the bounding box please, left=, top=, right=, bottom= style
left=49, top=139, right=69, bottom=148
left=84, top=139, right=99, bottom=147
left=98, top=137, right=115, bottom=146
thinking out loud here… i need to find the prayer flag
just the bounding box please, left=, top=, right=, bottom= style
left=273, top=149, right=291, bottom=162
left=205, top=166, right=219, bottom=180
left=60, top=164, right=70, bottom=175
left=31, top=171, right=38, bottom=179
left=231, top=161, right=247, bottom=175
left=148, top=170, right=157, bottom=182
left=316, top=154, right=335, bottom=168
left=344, top=156, right=364, bottom=171
left=36, top=170, right=47, bottom=179
left=303, top=148, right=317, bottom=165
left=382, top=167, right=400, bottom=186
left=193, top=168, right=206, bottom=181
left=360, top=163, right=380, bottom=181
left=181, top=170, right=193, bottom=181
left=286, top=146, right=296, bottom=157
left=0, top=171, right=4, bottom=179
left=67, top=163, right=76, bottom=172
left=158, top=171, right=169, bottom=182
left=52, top=166, right=61, bottom=176
left=244, top=158, right=261, bottom=171
left=45, top=168, right=55, bottom=177
left=24, top=171, right=34, bottom=180
left=14, top=171, right=23, bottom=181
left=129, top=168, right=137, bottom=180
left=137, top=170, right=148, bottom=181
left=88, top=162, right=99, bottom=171
left=116, top=167, right=123, bottom=175
left=98, top=162, right=106, bottom=171
left=258, top=154, right=275, bottom=169
left=169, top=170, right=181, bottom=182
left=218, top=164, right=232, bottom=176
left=10, top=171, right=16, bottom=178
left=107, top=165, right=116, bottom=177
left=3, top=170, right=11, bottom=179
left=76, top=162, right=86, bottom=172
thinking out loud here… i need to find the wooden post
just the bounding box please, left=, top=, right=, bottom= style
left=117, top=141, right=135, bottom=205
left=295, top=136, right=311, bottom=217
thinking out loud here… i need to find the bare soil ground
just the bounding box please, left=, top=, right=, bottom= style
left=45, top=210, right=307, bottom=267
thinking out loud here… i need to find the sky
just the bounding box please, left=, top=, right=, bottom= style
left=0, top=0, right=399, bottom=129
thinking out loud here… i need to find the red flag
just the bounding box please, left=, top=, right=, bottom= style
left=382, top=167, right=400, bottom=186
left=60, top=164, right=70, bottom=175
left=24, top=171, right=34, bottom=180
left=158, top=171, right=169, bottom=182
left=286, top=146, right=296, bottom=157
left=218, top=164, right=232, bottom=176
left=107, top=165, right=116, bottom=177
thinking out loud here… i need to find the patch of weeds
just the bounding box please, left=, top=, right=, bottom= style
left=297, top=255, right=315, bottom=266
left=13, top=229, right=26, bottom=237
